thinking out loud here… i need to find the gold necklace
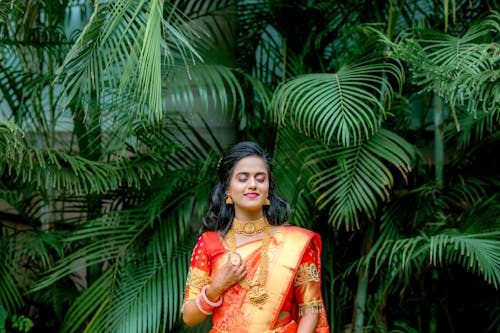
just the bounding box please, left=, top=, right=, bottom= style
left=231, top=216, right=268, bottom=236
left=227, top=220, right=271, bottom=307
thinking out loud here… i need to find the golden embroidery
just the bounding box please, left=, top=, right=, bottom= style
left=186, top=267, right=210, bottom=288
left=298, top=301, right=325, bottom=316
left=293, top=262, right=320, bottom=286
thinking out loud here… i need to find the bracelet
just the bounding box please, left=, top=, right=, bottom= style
left=195, top=294, right=213, bottom=315
left=202, top=285, right=223, bottom=307
left=195, top=285, right=223, bottom=315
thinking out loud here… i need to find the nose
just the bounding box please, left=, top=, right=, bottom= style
left=248, top=177, right=257, bottom=189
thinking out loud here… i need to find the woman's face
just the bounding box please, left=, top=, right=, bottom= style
left=227, top=155, right=269, bottom=220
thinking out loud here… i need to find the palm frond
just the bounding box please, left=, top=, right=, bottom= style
left=304, top=128, right=416, bottom=229
left=250, top=24, right=287, bottom=85
left=43, top=193, right=196, bottom=333
left=0, top=0, right=14, bottom=22
left=33, top=209, right=147, bottom=291
left=371, top=193, right=500, bottom=289
left=163, top=64, right=244, bottom=118
left=14, top=231, right=64, bottom=273
left=55, top=0, right=241, bottom=129
left=0, top=68, right=26, bottom=118
left=390, top=11, right=499, bottom=116
left=52, top=175, right=211, bottom=333
left=60, top=268, right=114, bottom=333
left=377, top=229, right=500, bottom=289
left=181, top=0, right=237, bottom=64
left=102, top=261, right=167, bottom=333
left=0, top=121, right=166, bottom=195
left=438, top=177, right=490, bottom=209
left=272, top=125, right=320, bottom=227
left=236, top=70, right=273, bottom=109
left=101, top=248, right=190, bottom=333
left=12, top=71, right=69, bottom=139
left=445, top=109, right=500, bottom=150
left=30, top=113, right=222, bottom=332
left=56, top=1, right=187, bottom=116
left=431, top=232, right=500, bottom=287
left=0, top=247, right=23, bottom=314
left=270, top=61, right=404, bottom=146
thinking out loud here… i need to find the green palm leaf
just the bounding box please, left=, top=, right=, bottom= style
left=31, top=114, right=221, bottom=333
left=101, top=251, right=189, bottom=333
left=305, top=128, right=415, bottom=228
left=0, top=248, right=23, bottom=314
left=103, top=262, right=166, bottom=333
left=60, top=268, right=114, bottom=333
left=0, top=121, right=166, bottom=195
left=273, top=125, right=320, bottom=227
left=446, top=110, right=500, bottom=150
left=36, top=190, right=197, bottom=333
left=431, top=232, right=500, bottom=287
left=33, top=209, right=147, bottom=291
left=56, top=0, right=242, bottom=129
left=270, top=61, right=403, bottom=146
left=390, top=11, right=499, bottom=116
left=163, top=64, right=243, bottom=117
left=378, top=230, right=500, bottom=289
left=371, top=189, right=500, bottom=290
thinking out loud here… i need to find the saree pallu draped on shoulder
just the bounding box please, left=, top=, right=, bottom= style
left=206, top=226, right=329, bottom=333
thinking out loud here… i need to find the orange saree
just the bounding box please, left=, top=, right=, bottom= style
left=183, top=225, right=329, bottom=333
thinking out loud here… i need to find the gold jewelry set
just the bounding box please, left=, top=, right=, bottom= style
left=227, top=216, right=271, bottom=307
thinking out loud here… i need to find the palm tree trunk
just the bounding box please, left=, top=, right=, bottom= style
left=352, top=223, right=375, bottom=333
left=433, top=94, right=444, bottom=186
left=429, top=93, right=444, bottom=333
left=429, top=270, right=439, bottom=333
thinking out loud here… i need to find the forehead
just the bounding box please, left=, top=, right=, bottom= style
left=232, top=155, right=268, bottom=174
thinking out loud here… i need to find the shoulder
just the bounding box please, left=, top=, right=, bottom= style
left=199, top=230, right=219, bottom=240
left=278, top=225, right=323, bottom=250
left=198, top=231, right=223, bottom=247
left=279, top=225, right=318, bottom=238
left=197, top=231, right=225, bottom=256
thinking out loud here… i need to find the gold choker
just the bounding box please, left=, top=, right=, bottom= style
left=231, top=216, right=269, bottom=236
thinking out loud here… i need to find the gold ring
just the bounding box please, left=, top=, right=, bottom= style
left=228, top=252, right=241, bottom=266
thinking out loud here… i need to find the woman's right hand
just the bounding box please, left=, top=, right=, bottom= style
left=207, top=253, right=247, bottom=300
left=182, top=253, right=247, bottom=327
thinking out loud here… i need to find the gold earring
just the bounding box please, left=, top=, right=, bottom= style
left=226, top=193, right=234, bottom=205
left=264, top=198, right=270, bottom=206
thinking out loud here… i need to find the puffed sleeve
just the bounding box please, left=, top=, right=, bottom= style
left=293, top=241, right=325, bottom=317
left=183, top=233, right=212, bottom=306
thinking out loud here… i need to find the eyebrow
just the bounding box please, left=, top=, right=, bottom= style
left=235, top=171, right=267, bottom=176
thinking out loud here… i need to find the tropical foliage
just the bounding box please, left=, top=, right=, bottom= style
left=0, top=1, right=498, bottom=333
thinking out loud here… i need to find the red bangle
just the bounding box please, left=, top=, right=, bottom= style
left=195, top=285, right=222, bottom=315
left=195, top=294, right=213, bottom=315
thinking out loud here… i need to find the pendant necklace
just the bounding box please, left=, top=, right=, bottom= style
left=227, top=216, right=271, bottom=307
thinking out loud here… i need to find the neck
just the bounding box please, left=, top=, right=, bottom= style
left=234, top=208, right=264, bottom=222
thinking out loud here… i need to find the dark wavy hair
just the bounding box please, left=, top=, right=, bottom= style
left=199, top=141, right=291, bottom=235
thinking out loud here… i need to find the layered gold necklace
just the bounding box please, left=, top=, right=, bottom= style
left=227, top=216, right=271, bottom=307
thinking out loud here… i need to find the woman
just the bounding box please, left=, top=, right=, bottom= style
left=182, top=141, right=329, bottom=332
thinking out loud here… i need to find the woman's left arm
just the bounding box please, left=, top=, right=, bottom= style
left=294, top=234, right=328, bottom=333
left=296, top=312, right=319, bottom=333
